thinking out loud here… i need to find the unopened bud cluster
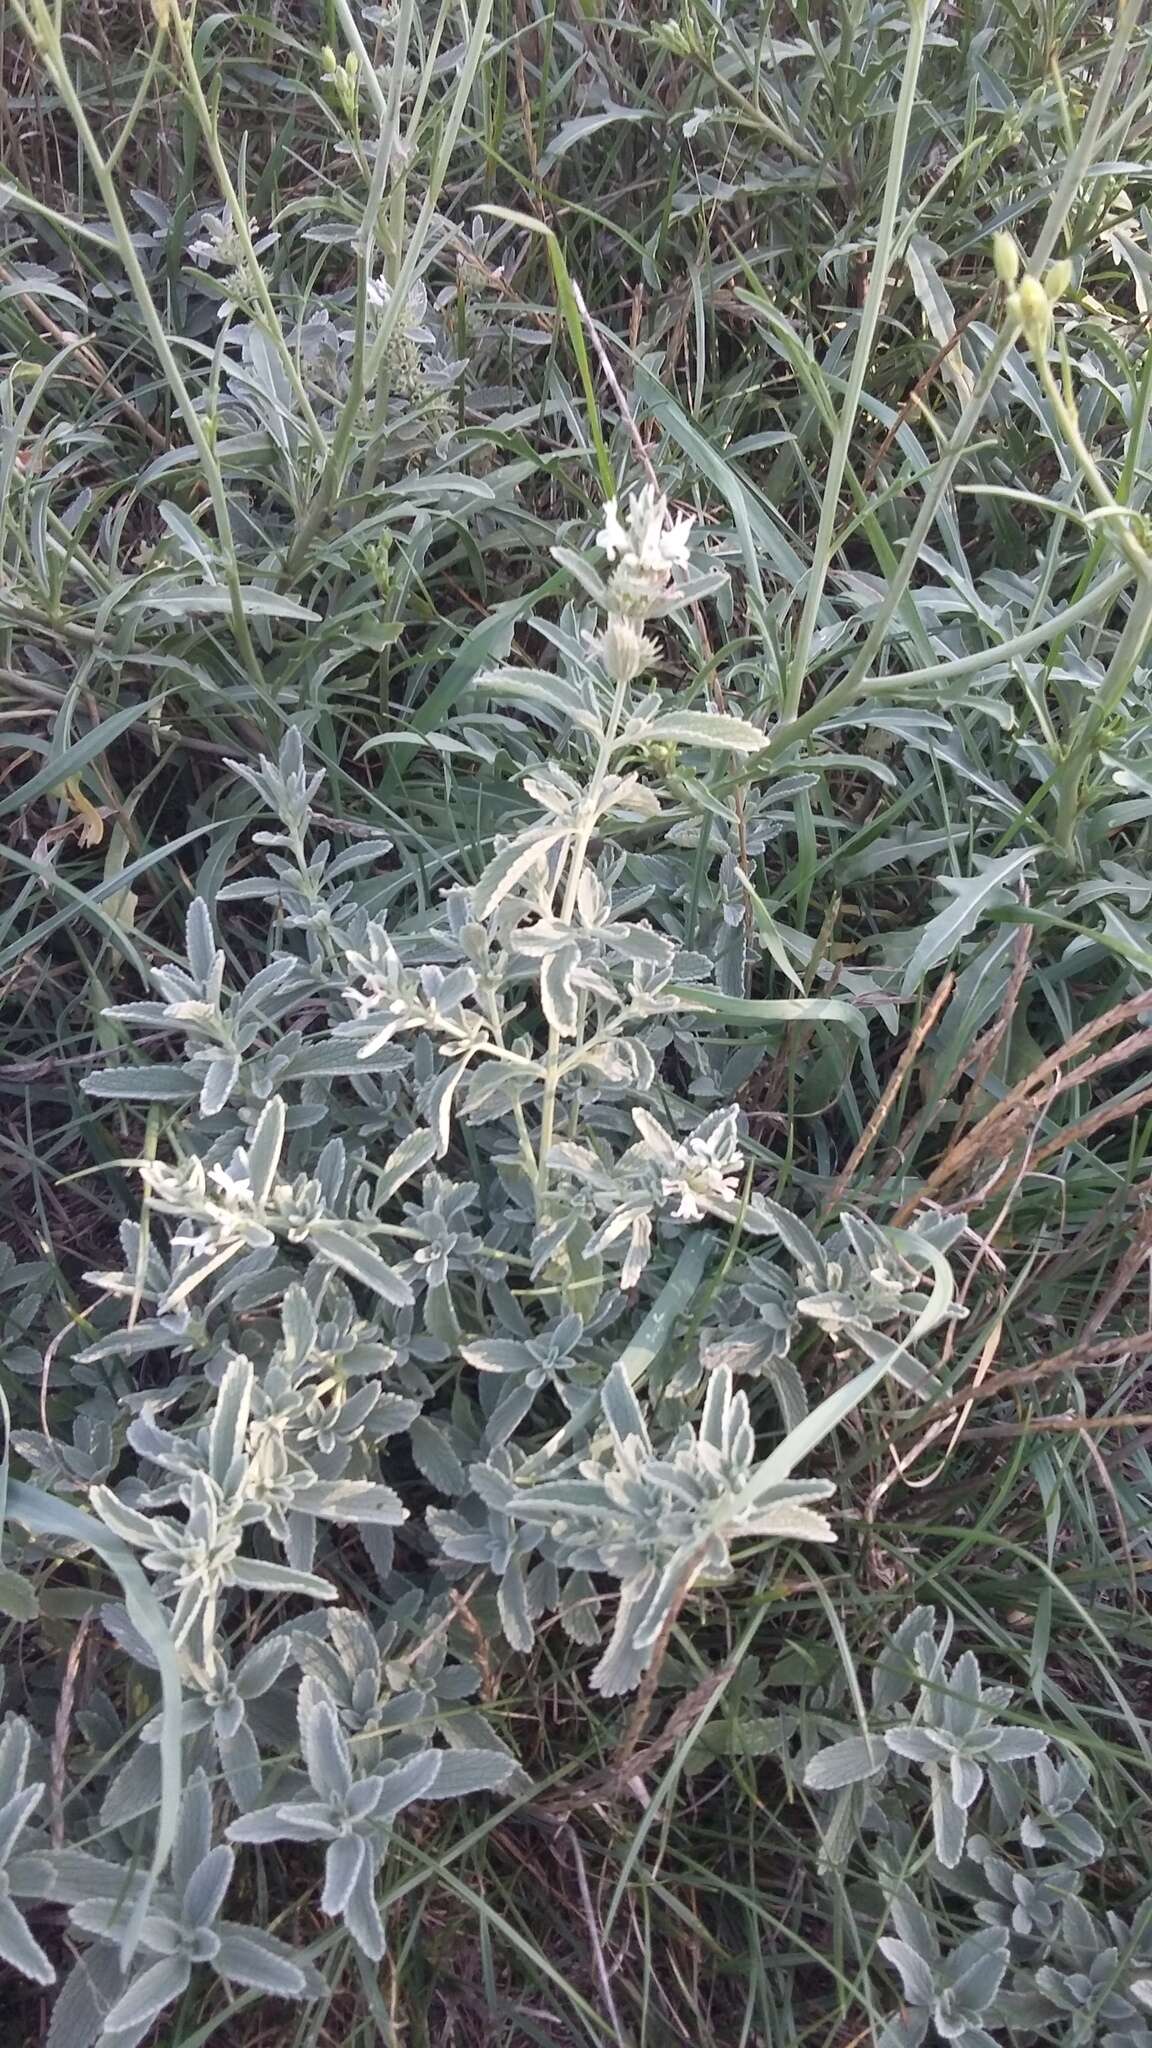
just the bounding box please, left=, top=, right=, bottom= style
left=321, top=43, right=361, bottom=124
left=994, top=234, right=1074, bottom=349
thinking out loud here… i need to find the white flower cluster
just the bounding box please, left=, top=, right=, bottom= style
left=590, top=484, right=697, bottom=681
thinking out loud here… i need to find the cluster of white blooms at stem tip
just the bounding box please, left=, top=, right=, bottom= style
left=592, top=484, right=695, bottom=682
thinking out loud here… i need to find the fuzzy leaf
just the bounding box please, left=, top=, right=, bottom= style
left=804, top=1736, right=886, bottom=1792
left=307, top=1222, right=414, bottom=1307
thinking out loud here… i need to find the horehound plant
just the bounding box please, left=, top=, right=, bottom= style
left=0, top=485, right=968, bottom=2035
left=3, top=0, right=1152, bottom=2030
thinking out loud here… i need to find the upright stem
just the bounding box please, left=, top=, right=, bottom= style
left=1054, top=580, right=1152, bottom=856
left=166, top=5, right=328, bottom=465
left=784, top=0, right=929, bottom=717
left=769, top=0, right=1144, bottom=754
left=534, top=669, right=630, bottom=1208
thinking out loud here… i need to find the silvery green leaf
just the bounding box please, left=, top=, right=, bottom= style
left=873, top=1607, right=937, bottom=1709
left=84, top=1068, right=197, bottom=1102
left=901, top=849, right=1037, bottom=995
left=103, top=1954, right=191, bottom=2035
left=631, top=710, right=767, bottom=754
left=0, top=1782, right=41, bottom=1862
left=461, top=1339, right=538, bottom=1375
left=1051, top=1811, right=1104, bottom=1863
left=815, top=1784, right=861, bottom=1872
left=322, top=1832, right=366, bottom=1916
left=474, top=665, right=602, bottom=736
left=886, top=1728, right=950, bottom=1767
left=558, top=1571, right=600, bottom=1646
left=408, top=1417, right=467, bottom=1495
left=422, top=1749, right=517, bottom=1797
left=890, top=1894, right=937, bottom=1964
left=497, top=1555, right=534, bottom=1654
left=878, top=1937, right=936, bottom=2007
left=467, top=1462, right=516, bottom=1513
left=185, top=897, right=219, bottom=984
left=601, top=1363, right=647, bottom=1445
left=199, top=1052, right=240, bottom=1117
left=208, top=1353, right=252, bottom=1490
left=486, top=1381, right=538, bottom=1445
left=945, top=1928, right=1009, bottom=2016
left=803, top=1736, right=886, bottom=1792
left=218, top=1719, right=262, bottom=1812
left=344, top=1855, right=386, bottom=1961
left=951, top=1754, right=984, bottom=1810
left=46, top=1946, right=125, bottom=2048
left=231, top=1558, right=336, bottom=1600
left=931, top=1766, right=969, bottom=1867
left=0, top=1893, right=54, bottom=1985
left=8, top=1847, right=145, bottom=1906
left=590, top=1590, right=651, bottom=1696
left=298, top=1677, right=352, bottom=1802
left=371, top=1750, right=442, bottom=1818
left=307, top=1222, right=414, bottom=1307
left=279, top=1284, right=316, bottom=1361
left=235, top=1635, right=291, bottom=1699
left=377, top=1129, right=439, bottom=1203
left=548, top=545, right=610, bottom=606
left=181, top=1844, right=234, bottom=1929
left=539, top=943, right=580, bottom=1036
left=984, top=1726, right=1047, bottom=1763
left=244, top=1094, right=287, bottom=1207
left=0, top=1718, right=31, bottom=1807
left=471, top=828, right=568, bottom=919
left=213, top=1927, right=314, bottom=1997
left=876, top=2015, right=929, bottom=2048
left=100, top=1741, right=165, bottom=1832
left=171, top=1769, right=213, bottom=1899
left=294, top=1480, right=405, bottom=1525
left=227, top=1807, right=328, bottom=1846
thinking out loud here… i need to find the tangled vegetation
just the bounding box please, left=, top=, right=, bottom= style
left=2, top=1, right=1152, bottom=2043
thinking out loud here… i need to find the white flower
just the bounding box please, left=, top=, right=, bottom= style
left=595, top=497, right=632, bottom=560
left=366, top=273, right=435, bottom=346
left=632, top=1105, right=744, bottom=1221
left=594, top=485, right=695, bottom=616
left=596, top=485, right=694, bottom=574
left=187, top=207, right=272, bottom=270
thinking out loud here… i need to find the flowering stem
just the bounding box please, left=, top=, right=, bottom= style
left=534, top=667, right=631, bottom=1210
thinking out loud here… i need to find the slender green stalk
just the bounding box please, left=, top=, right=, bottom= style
left=1055, top=578, right=1152, bottom=856
left=785, top=0, right=929, bottom=717
left=166, top=4, right=328, bottom=464
left=15, top=0, right=265, bottom=690
left=770, top=0, right=1145, bottom=755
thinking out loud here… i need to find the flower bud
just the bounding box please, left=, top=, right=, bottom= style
left=992, top=232, right=1019, bottom=288
left=1008, top=275, right=1051, bottom=347
left=1044, top=258, right=1073, bottom=304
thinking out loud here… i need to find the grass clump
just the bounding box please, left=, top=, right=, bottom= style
left=2, top=1, right=1152, bottom=2043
